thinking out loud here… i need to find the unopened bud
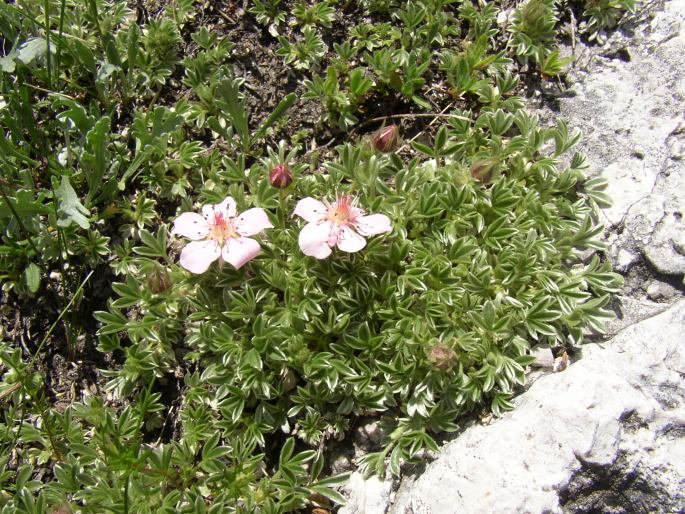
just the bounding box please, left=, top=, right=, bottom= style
left=269, top=164, right=293, bottom=189
left=147, top=266, right=171, bottom=294
left=50, top=506, right=73, bottom=514
left=428, top=345, right=457, bottom=370
left=469, top=158, right=498, bottom=183
left=280, top=367, right=298, bottom=392
left=371, top=124, right=400, bottom=153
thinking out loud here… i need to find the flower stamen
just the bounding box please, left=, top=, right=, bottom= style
left=327, top=195, right=361, bottom=226
left=209, top=212, right=238, bottom=241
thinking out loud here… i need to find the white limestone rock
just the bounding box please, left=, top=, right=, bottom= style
left=646, top=280, right=681, bottom=302
left=539, top=0, right=685, bottom=280
left=604, top=294, right=673, bottom=336
left=339, top=471, right=394, bottom=514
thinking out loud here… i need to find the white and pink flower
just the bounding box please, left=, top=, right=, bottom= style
left=294, top=195, right=392, bottom=259
left=171, top=197, right=273, bottom=273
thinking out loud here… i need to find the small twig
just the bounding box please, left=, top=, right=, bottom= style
left=0, top=181, right=41, bottom=256
left=365, top=111, right=470, bottom=126
left=216, top=8, right=236, bottom=24
left=29, top=270, right=94, bottom=369
left=300, top=137, right=337, bottom=165
left=392, top=102, right=459, bottom=155
left=568, top=6, right=577, bottom=57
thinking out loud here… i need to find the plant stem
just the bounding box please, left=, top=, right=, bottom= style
left=43, top=0, right=52, bottom=88
left=0, top=182, right=40, bottom=256
left=55, top=0, right=67, bottom=81
left=29, top=270, right=94, bottom=369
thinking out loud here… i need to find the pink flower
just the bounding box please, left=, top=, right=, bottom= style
left=294, top=195, right=392, bottom=259
left=171, top=197, right=273, bottom=273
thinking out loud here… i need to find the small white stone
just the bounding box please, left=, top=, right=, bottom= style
left=530, top=345, right=555, bottom=369
left=340, top=472, right=393, bottom=514
left=615, top=249, right=638, bottom=272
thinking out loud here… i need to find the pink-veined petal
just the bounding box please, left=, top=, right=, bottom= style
left=294, top=197, right=328, bottom=223
left=179, top=240, right=221, bottom=274
left=354, top=214, right=392, bottom=236
left=299, top=221, right=334, bottom=259
left=222, top=237, right=261, bottom=269
left=327, top=225, right=341, bottom=247
left=202, top=196, right=237, bottom=221
left=337, top=225, right=366, bottom=253
left=234, top=208, right=274, bottom=237
left=171, top=212, right=209, bottom=240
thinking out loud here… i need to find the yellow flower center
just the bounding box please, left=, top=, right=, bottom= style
left=327, top=195, right=359, bottom=226
left=209, top=213, right=238, bottom=241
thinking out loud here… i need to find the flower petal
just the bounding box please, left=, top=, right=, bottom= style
left=171, top=212, right=209, bottom=240
left=202, top=196, right=236, bottom=221
left=294, top=197, right=328, bottom=223
left=354, top=214, right=392, bottom=236
left=337, top=226, right=366, bottom=253
left=222, top=237, right=261, bottom=269
left=299, top=221, right=334, bottom=259
left=234, top=208, right=274, bottom=237
left=179, top=240, right=221, bottom=274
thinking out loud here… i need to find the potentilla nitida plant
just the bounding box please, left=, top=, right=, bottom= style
left=101, top=114, right=622, bottom=494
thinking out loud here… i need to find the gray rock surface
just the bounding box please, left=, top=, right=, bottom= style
left=555, top=0, right=685, bottom=282
left=389, top=300, right=685, bottom=514
left=340, top=472, right=393, bottom=514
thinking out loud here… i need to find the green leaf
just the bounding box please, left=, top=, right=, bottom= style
left=94, top=308, right=128, bottom=335
left=133, top=228, right=168, bottom=258
left=308, top=483, right=348, bottom=505
left=24, top=263, right=41, bottom=293
left=55, top=176, right=90, bottom=229
left=216, top=78, right=249, bottom=151
left=0, top=54, right=16, bottom=73
left=254, top=92, right=296, bottom=140
left=17, top=38, right=50, bottom=65
left=279, top=437, right=295, bottom=467
left=0, top=190, right=50, bottom=219
left=243, top=348, right=263, bottom=370
left=81, top=116, right=111, bottom=204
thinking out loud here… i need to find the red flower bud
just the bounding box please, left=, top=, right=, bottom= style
left=371, top=124, right=400, bottom=153
left=269, top=164, right=293, bottom=189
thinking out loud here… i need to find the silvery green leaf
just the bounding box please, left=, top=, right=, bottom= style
left=24, top=263, right=41, bottom=293
left=0, top=54, right=16, bottom=73
left=96, top=62, right=119, bottom=83
left=55, top=176, right=90, bottom=229
left=17, top=37, right=51, bottom=65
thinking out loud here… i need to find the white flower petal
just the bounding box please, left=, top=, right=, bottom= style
left=235, top=208, right=273, bottom=237
left=171, top=212, right=209, bottom=240
left=202, top=196, right=237, bottom=221
left=337, top=226, right=366, bottom=253
left=222, top=237, right=261, bottom=269
left=179, top=240, right=221, bottom=274
left=298, top=221, right=334, bottom=259
left=294, top=197, right=328, bottom=223
left=354, top=214, right=392, bottom=236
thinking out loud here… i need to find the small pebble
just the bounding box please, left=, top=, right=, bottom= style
left=530, top=345, right=554, bottom=369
